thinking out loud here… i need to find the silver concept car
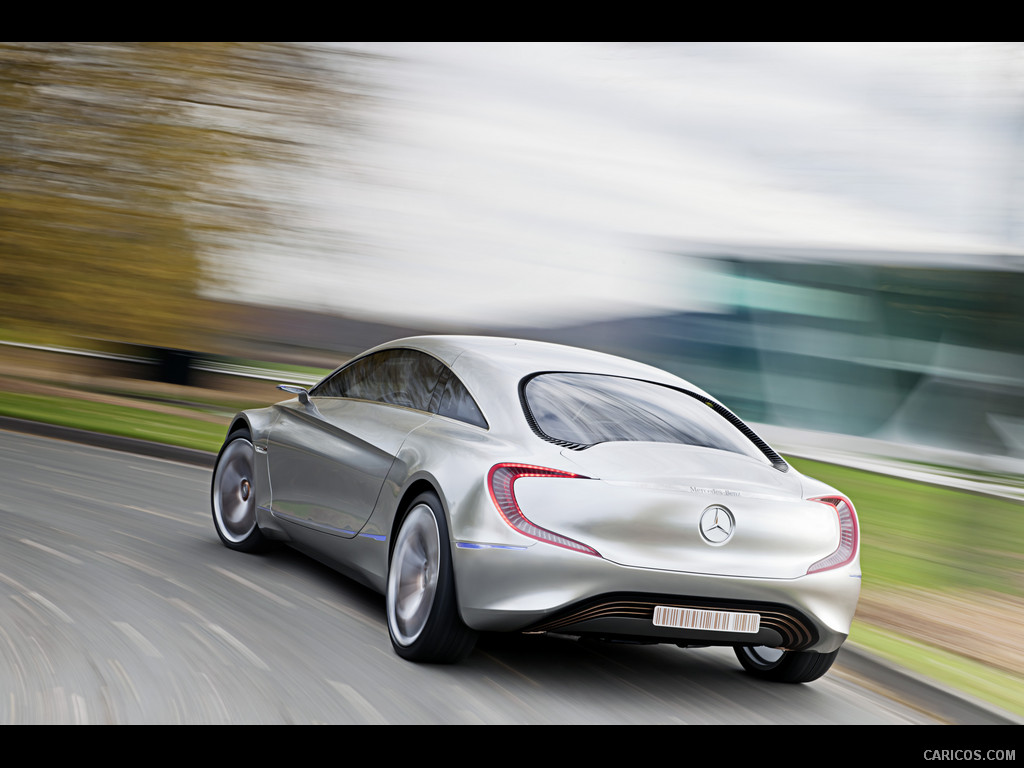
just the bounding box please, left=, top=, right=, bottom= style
left=211, top=336, right=860, bottom=682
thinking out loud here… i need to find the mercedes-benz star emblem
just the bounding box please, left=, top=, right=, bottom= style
left=699, top=505, right=735, bottom=545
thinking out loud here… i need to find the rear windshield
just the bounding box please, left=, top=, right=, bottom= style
left=522, top=372, right=770, bottom=463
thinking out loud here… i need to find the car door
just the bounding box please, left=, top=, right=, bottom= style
left=266, top=349, right=443, bottom=537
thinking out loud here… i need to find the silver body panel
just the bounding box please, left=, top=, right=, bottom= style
left=223, top=335, right=861, bottom=653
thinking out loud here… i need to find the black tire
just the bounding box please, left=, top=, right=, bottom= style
left=211, top=432, right=272, bottom=553
left=386, top=491, right=477, bottom=663
left=734, top=645, right=839, bottom=683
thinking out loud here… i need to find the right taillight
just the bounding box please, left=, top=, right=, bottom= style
left=807, top=494, right=858, bottom=574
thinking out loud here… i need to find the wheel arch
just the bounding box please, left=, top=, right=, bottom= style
left=215, top=406, right=282, bottom=541
left=384, top=475, right=478, bottom=661
left=389, top=477, right=446, bottom=560
left=225, top=416, right=252, bottom=439
left=222, top=404, right=280, bottom=446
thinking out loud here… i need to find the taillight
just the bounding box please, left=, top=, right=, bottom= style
left=807, top=495, right=858, bottom=574
left=487, top=462, right=600, bottom=557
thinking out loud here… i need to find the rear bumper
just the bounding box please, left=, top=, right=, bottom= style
left=452, top=541, right=860, bottom=653
left=522, top=592, right=826, bottom=650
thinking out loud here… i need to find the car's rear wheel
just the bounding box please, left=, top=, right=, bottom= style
left=386, top=491, right=476, bottom=663
left=734, top=644, right=839, bottom=683
left=212, top=434, right=271, bottom=552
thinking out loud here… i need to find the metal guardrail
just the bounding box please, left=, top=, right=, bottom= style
left=190, top=359, right=321, bottom=386
left=1, top=339, right=155, bottom=363
left=0, top=340, right=322, bottom=386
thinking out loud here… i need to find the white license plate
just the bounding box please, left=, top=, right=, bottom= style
left=653, top=605, right=760, bottom=633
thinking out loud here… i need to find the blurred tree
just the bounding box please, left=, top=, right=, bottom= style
left=0, top=42, right=360, bottom=350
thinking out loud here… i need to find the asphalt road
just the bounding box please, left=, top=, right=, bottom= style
left=0, top=428, right=996, bottom=724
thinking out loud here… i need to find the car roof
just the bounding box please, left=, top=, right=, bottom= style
left=323, top=335, right=721, bottom=439
left=369, top=335, right=709, bottom=395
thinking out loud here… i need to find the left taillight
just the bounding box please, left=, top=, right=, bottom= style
left=487, top=462, right=600, bottom=557
left=807, top=494, right=859, bottom=574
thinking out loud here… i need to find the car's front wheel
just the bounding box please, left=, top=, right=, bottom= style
left=734, top=645, right=839, bottom=683
left=386, top=491, right=476, bottom=663
left=211, top=434, right=271, bottom=553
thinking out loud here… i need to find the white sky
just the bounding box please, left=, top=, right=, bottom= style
left=220, top=42, right=1024, bottom=328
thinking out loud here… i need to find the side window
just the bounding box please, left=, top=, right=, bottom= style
left=312, top=349, right=443, bottom=412
left=435, top=372, right=488, bottom=429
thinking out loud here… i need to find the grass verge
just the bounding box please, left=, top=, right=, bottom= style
left=0, top=390, right=227, bottom=453
left=850, top=622, right=1024, bottom=719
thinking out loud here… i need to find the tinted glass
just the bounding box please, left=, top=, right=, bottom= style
left=313, top=349, right=443, bottom=412
left=436, top=372, right=488, bottom=429
left=523, top=373, right=768, bottom=462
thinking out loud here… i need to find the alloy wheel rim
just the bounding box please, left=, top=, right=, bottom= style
left=745, top=646, right=785, bottom=666
left=213, top=439, right=257, bottom=543
left=387, top=504, right=440, bottom=646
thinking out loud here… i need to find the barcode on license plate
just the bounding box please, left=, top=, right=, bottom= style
left=653, top=605, right=760, bottom=633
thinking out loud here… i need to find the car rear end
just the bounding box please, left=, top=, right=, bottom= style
left=450, top=368, right=860, bottom=655
left=452, top=445, right=860, bottom=654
